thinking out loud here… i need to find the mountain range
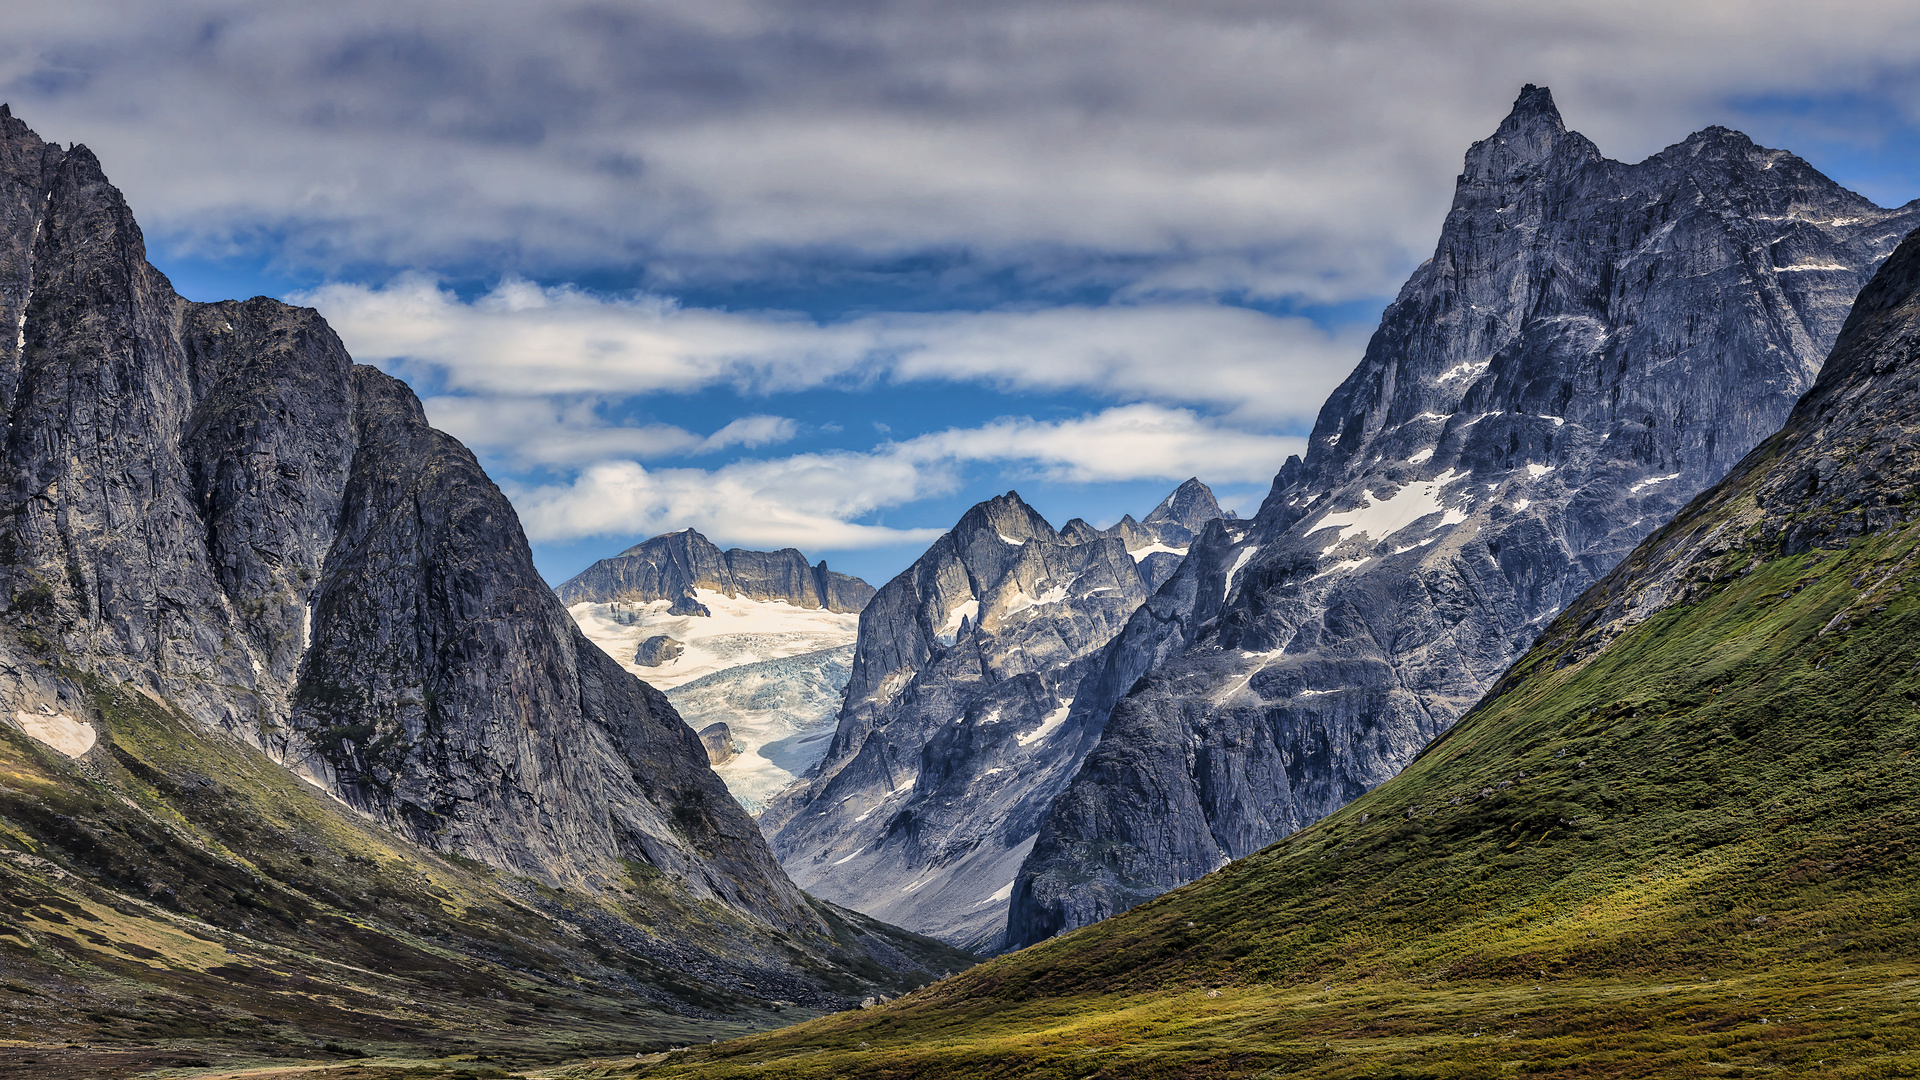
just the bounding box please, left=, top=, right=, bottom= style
left=759, top=480, right=1225, bottom=953
left=631, top=118, right=1920, bottom=1080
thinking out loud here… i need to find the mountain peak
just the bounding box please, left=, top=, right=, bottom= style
left=1143, top=478, right=1221, bottom=533
left=1506, top=83, right=1561, bottom=129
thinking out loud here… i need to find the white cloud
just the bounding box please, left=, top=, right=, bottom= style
left=418, top=394, right=798, bottom=467
left=7, top=3, right=1920, bottom=298
left=298, top=276, right=1359, bottom=424
left=511, top=404, right=1298, bottom=547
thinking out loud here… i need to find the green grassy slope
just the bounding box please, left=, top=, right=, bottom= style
left=0, top=666, right=972, bottom=1080
left=600, top=238, right=1920, bottom=1079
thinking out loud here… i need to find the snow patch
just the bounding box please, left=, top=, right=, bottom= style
left=1306, top=469, right=1467, bottom=547
left=936, top=598, right=979, bottom=644
left=1406, top=447, right=1435, bottom=464
left=1224, top=545, right=1260, bottom=600
left=1775, top=263, right=1849, bottom=272
left=1437, top=359, right=1491, bottom=383
left=1128, top=542, right=1188, bottom=562
left=1512, top=498, right=1531, bottom=512
left=832, top=846, right=867, bottom=866
left=1310, top=557, right=1372, bottom=582
left=1630, top=472, right=1682, bottom=494
left=997, top=532, right=1025, bottom=546
left=1539, top=415, right=1566, bottom=427
left=974, top=879, right=1016, bottom=907
left=12, top=710, right=95, bottom=758
left=1525, top=463, right=1554, bottom=479
left=1016, top=701, right=1074, bottom=747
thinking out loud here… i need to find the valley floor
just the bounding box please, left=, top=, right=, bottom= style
left=539, top=963, right=1920, bottom=1078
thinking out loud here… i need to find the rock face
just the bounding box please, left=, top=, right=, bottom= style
left=700, top=721, right=738, bottom=766
left=555, top=528, right=875, bottom=613
left=1009, top=85, right=1920, bottom=946
left=0, top=106, right=826, bottom=941
left=760, top=481, right=1223, bottom=952
left=636, top=634, right=686, bottom=666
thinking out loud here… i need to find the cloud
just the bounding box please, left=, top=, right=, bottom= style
left=7, top=3, right=1920, bottom=300
left=299, top=276, right=1360, bottom=424
left=511, top=404, right=1298, bottom=547
left=418, top=393, right=798, bottom=467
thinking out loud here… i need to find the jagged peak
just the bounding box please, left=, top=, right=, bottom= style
left=1462, top=83, right=1596, bottom=180
left=1143, top=477, right=1221, bottom=531
left=952, top=490, right=1056, bottom=545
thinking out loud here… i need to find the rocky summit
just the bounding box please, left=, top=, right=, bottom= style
left=760, top=480, right=1223, bottom=953
left=1009, top=84, right=1920, bottom=946
left=0, top=105, right=969, bottom=1067
left=555, top=527, right=874, bottom=613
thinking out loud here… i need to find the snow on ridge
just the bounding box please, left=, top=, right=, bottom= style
left=1629, top=472, right=1682, bottom=494
left=1437, top=358, right=1491, bottom=383
left=1016, top=700, right=1074, bottom=747
left=1224, top=545, right=1261, bottom=601
left=1306, top=468, right=1468, bottom=548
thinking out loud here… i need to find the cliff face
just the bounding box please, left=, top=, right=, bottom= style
left=1010, top=85, right=1920, bottom=945
left=554, top=528, right=875, bottom=613
left=0, top=106, right=820, bottom=940
left=760, top=482, right=1222, bottom=952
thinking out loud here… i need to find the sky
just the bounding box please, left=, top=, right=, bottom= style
left=8, top=1, right=1920, bottom=586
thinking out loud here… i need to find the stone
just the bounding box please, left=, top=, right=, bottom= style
left=636, top=634, right=686, bottom=666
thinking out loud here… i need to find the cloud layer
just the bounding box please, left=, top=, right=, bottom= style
left=508, top=404, right=1303, bottom=548
left=297, top=276, right=1361, bottom=426
left=8, top=2, right=1920, bottom=298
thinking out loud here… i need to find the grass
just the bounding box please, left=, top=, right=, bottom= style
left=0, top=661, right=969, bottom=1079
left=591, top=479, right=1920, bottom=1077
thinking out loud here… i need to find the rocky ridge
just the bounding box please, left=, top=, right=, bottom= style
left=1010, top=85, right=1920, bottom=945
left=555, top=528, right=874, bottom=613
left=761, top=480, right=1222, bottom=952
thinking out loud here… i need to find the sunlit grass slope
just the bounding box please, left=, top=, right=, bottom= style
left=0, top=665, right=970, bottom=1079
left=607, top=461, right=1920, bottom=1076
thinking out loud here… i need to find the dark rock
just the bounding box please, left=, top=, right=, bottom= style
left=636, top=634, right=686, bottom=666
left=1009, top=85, right=1920, bottom=947
left=669, top=593, right=713, bottom=617
left=699, top=722, right=738, bottom=766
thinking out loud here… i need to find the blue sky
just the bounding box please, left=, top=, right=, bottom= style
left=10, top=2, right=1920, bottom=586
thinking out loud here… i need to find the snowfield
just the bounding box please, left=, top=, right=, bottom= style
left=569, top=589, right=861, bottom=813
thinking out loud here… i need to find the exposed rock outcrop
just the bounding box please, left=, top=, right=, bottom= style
left=700, top=721, right=738, bottom=766
left=761, top=481, right=1223, bottom=952
left=1010, top=85, right=1920, bottom=946
left=555, top=528, right=875, bottom=613
left=636, top=633, right=686, bottom=666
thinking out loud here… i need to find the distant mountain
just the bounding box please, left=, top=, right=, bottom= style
left=0, top=104, right=966, bottom=1064
left=759, top=480, right=1223, bottom=953
left=1011, top=85, right=1920, bottom=946
left=559, top=529, right=874, bottom=812
left=555, top=528, right=875, bottom=613
left=638, top=216, right=1920, bottom=1080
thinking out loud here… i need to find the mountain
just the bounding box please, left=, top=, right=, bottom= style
left=759, top=481, right=1223, bottom=953
left=1007, top=84, right=1920, bottom=946
left=628, top=208, right=1920, bottom=1080
left=555, top=528, right=874, bottom=613
left=559, top=529, right=874, bottom=812
left=0, top=105, right=970, bottom=1069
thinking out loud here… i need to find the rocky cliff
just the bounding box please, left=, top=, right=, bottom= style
left=0, top=105, right=962, bottom=1012
left=760, top=481, right=1222, bottom=952
left=1010, top=85, right=1920, bottom=945
left=555, top=528, right=874, bottom=613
